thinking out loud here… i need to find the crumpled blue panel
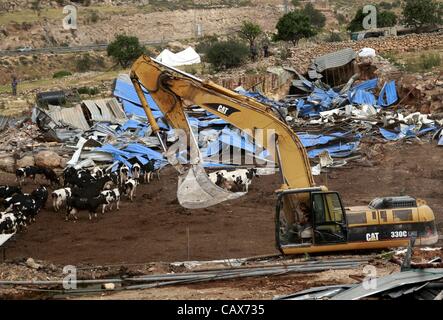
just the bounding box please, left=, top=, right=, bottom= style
left=95, top=144, right=132, bottom=158
left=351, top=78, right=378, bottom=92
left=125, top=144, right=165, bottom=161
left=298, top=132, right=347, bottom=147
left=350, top=89, right=376, bottom=105
left=114, top=78, right=160, bottom=111
left=188, top=117, right=228, bottom=128
left=307, top=141, right=360, bottom=159
left=379, top=125, right=437, bottom=141
left=122, top=100, right=164, bottom=119
left=204, top=127, right=260, bottom=157
left=378, top=80, right=398, bottom=107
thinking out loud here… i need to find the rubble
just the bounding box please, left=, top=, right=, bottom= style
left=34, top=150, right=61, bottom=168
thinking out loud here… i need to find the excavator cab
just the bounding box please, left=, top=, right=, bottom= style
left=275, top=189, right=348, bottom=251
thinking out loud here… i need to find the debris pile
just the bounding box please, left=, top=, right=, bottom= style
left=289, top=32, right=443, bottom=73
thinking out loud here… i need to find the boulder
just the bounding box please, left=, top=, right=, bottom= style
left=16, top=155, right=34, bottom=168
left=34, top=150, right=61, bottom=168
left=0, top=156, right=15, bottom=173
left=26, top=257, right=42, bottom=270
left=60, top=157, right=70, bottom=169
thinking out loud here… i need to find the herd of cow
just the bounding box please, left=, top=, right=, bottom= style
left=0, top=160, right=160, bottom=235
left=0, top=159, right=259, bottom=236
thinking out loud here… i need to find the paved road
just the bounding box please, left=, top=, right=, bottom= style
left=0, top=40, right=165, bottom=57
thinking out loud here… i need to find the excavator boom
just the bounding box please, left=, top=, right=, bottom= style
left=130, top=56, right=315, bottom=191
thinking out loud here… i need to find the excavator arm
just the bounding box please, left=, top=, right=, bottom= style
left=130, top=55, right=315, bottom=191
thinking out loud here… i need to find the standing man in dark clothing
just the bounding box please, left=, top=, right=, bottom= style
left=263, top=43, right=269, bottom=58
left=11, top=76, right=18, bottom=96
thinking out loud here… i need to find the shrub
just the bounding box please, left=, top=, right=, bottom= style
left=206, top=40, right=249, bottom=70
left=419, top=53, right=441, bottom=70
left=107, top=34, right=145, bottom=68
left=274, top=11, right=317, bottom=45
left=403, top=0, right=442, bottom=29
left=77, top=86, right=100, bottom=95
left=53, top=70, right=72, bottom=78
left=326, top=32, right=342, bottom=42
left=75, top=54, right=92, bottom=72
left=196, top=35, right=219, bottom=56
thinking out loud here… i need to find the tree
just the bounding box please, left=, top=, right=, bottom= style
left=238, top=21, right=262, bottom=53
left=403, top=0, right=442, bottom=29
left=107, top=35, right=145, bottom=68
left=302, top=3, right=326, bottom=29
left=347, top=8, right=366, bottom=32
left=378, top=11, right=397, bottom=28
left=275, top=11, right=317, bottom=45
left=206, top=40, right=249, bottom=70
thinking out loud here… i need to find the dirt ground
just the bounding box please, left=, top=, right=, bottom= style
left=1, top=141, right=442, bottom=267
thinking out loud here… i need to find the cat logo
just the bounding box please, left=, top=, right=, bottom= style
left=206, top=103, right=240, bottom=116
left=217, top=105, right=229, bottom=115
left=366, top=232, right=380, bottom=242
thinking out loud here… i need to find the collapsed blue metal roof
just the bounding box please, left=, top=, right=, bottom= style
left=378, top=81, right=398, bottom=107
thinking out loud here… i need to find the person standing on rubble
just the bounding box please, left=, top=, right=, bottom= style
left=11, top=76, right=18, bottom=96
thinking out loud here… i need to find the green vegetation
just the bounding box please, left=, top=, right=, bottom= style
left=383, top=50, right=442, bottom=73
left=52, top=70, right=72, bottom=79
left=196, top=35, right=219, bottom=55
left=301, top=3, right=326, bottom=29
left=77, top=86, right=100, bottom=95
left=206, top=40, right=249, bottom=70
left=85, top=10, right=100, bottom=24
left=238, top=21, right=263, bottom=54
left=274, top=11, right=317, bottom=45
left=75, top=53, right=107, bottom=73
left=403, top=0, right=442, bottom=29
left=326, top=32, right=342, bottom=42
left=378, top=11, right=398, bottom=28
left=107, top=34, right=145, bottom=68
left=414, top=53, right=442, bottom=71
left=336, top=13, right=347, bottom=25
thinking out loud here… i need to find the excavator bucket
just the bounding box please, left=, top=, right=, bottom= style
left=177, top=164, right=246, bottom=209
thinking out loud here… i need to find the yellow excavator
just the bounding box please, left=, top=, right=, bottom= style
left=130, top=55, right=439, bottom=255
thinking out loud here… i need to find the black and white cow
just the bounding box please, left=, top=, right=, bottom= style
left=140, top=159, right=154, bottom=183
left=66, top=195, right=108, bottom=221
left=15, top=166, right=45, bottom=186
left=0, top=185, right=22, bottom=200
left=0, top=211, right=17, bottom=234
left=100, top=188, right=121, bottom=214
left=51, top=187, right=72, bottom=212
left=91, top=167, right=104, bottom=179
left=131, top=163, right=141, bottom=182
left=209, top=169, right=258, bottom=192
left=119, top=165, right=130, bottom=186
left=123, top=179, right=138, bottom=202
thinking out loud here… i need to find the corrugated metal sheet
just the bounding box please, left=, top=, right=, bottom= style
left=82, top=98, right=127, bottom=123
left=48, top=105, right=90, bottom=131
left=332, top=269, right=443, bottom=300
left=0, top=115, right=10, bottom=132
left=378, top=80, right=398, bottom=107
left=108, top=98, right=127, bottom=120
left=314, top=48, right=357, bottom=73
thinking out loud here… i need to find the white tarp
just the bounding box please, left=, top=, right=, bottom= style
left=156, top=47, right=201, bottom=67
